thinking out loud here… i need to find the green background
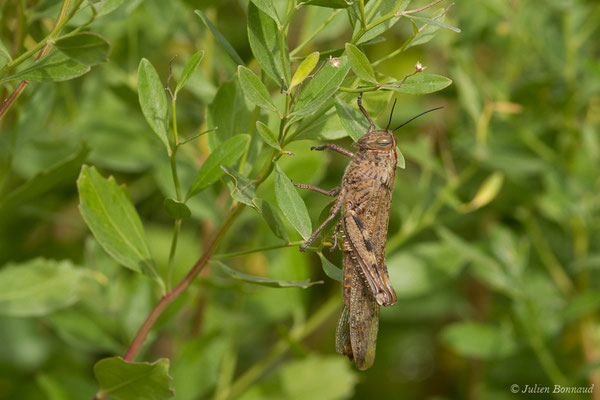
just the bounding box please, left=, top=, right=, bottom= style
left=1, top=0, right=599, bottom=399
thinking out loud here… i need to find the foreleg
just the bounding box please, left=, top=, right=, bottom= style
left=300, top=190, right=345, bottom=252
left=311, top=144, right=355, bottom=159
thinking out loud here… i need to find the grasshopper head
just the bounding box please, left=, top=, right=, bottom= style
left=353, top=130, right=396, bottom=151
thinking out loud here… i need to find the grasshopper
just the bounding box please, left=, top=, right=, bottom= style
left=294, top=93, right=441, bottom=369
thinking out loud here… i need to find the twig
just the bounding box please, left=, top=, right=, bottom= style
left=123, top=204, right=245, bottom=362
left=165, top=55, right=177, bottom=101
left=0, top=0, right=83, bottom=119
left=396, top=0, right=444, bottom=16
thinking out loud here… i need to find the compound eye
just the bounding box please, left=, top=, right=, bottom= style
left=376, top=137, right=393, bottom=146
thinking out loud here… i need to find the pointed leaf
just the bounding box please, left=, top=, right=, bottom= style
left=255, top=121, right=283, bottom=151
left=318, top=252, right=343, bottom=282
left=217, top=262, right=322, bottom=288
left=205, top=80, right=252, bottom=148
left=94, top=357, right=174, bottom=400
left=186, top=134, right=250, bottom=199
left=334, top=94, right=370, bottom=142
left=274, top=164, right=312, bottom=240
left=289, top=51, right=320, bottom=89
left=302, top=0, right=353, bottom=8
left=238, top=66, right=278, bottom=112
left=0, top=258, right=84, bottom=317
left=250, top=0, right=281, bottom=26
left=138, top=58, right=170, bottom=153
left=0, top=145, right=88, bottom=212
left=292, top=56, right=350, bottom=116
left=221, top=165, right=257, bottom=207
left=406, top=15, right=461, bottom=33
left=460, top=172, right=504, bottom=212
left=396, top=146, right=406, bottom=169
left=175, top=50, right=204, bottom=96
left=97, top=0, right=128, bottom=17
left=355, top=0, right=409, bottom=44
left=247, top=2, right=290, bottom=84
left=163, top=198, right=191, bottom=219
left=77, top=166, right=161, bottom=284
left=255, top=198, right=289, bottom=241
left=0, top=51, right=89, bottom=84
left=385, top=73, right=452, bottom=94
left=55, top=32, right=111, bottom=66
left=195, top=11, right=245, bottom=66
left=345, top=43, right=377, bottom=83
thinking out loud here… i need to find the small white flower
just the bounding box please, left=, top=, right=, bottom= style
left=329, top=56, right=342, bottom=68
left=415, top=61, right=425, bottom=72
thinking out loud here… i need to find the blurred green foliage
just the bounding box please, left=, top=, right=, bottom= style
left=1, top=0, right=600, bottom=399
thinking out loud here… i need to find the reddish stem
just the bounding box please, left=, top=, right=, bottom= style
left=123, top=204, right=244, bottom=361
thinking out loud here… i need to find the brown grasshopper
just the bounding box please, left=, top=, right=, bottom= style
left=294, top=93, right=441, bottom=369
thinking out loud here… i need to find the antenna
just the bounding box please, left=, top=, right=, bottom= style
left=393, top=107, right=443, bottom=132
left=386, top=99, right=398, bottom=130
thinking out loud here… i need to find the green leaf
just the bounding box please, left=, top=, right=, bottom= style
left=0, top=40, right=11, bottom=68
left=291, top=56, right=350, bottom=116
left=163, top=197, right=191, bottom=219
left=441, top=321, right=516, bottom=359
left=0, top=145, right=88, bottom=212
left=344, top=43, right=377, bottom=83
left=279, top=355, right=357, bottom=399
left=385, top=73, right=452, bottom=94
left=406, top=15, right=461, bottom=33
left=36, top=374, right=69, bottom=400
left=77, top=166, right=161, bottom=284
left=217, top=262, right=322, bottom=288
left=138, top=58, right=170, bottom=153
left=334, top=94, right=370, bottom=142
left=250, top=0, right=281, bottom=26
left=0, top=258, right=84, bottom=317
left=247, top=2, right=290, bottom=84
left=0, top=51, right=89, bottom=84
left=255, top=121, right=283, bottom=151
left=186, top=134, right=250, bottom=199
left=255, top=198, right=289, bottom=241
left=289, top=51, right=320, bottom=89
left=195, top=10, right=245, bottom=66
left=94, top=357, right=174, bottom=400
left=54, top=32, right=111, bottom=66
left=221, top=165, right=257, bottom=207
left=405, top=19, right=440, bottom=50
left=238, top=66, right=278, bottom=113
left=436, top=226, right=515, bottom=297
left=460, top=172, right=504, bottom=212
left=274, top=164, right=312, bottom=240
left=355, top=0, right=408, bottom=44
left=302, top=0, right=353, bottom=8
left=317, top=252, right=343, bottom=282
left=174, top=49, right=204, bottom=96
left=97, top=0, right=128, bottom=17
left=396, top=146, right=406, bottom=169
left=205, top=80, right=252, bottom=149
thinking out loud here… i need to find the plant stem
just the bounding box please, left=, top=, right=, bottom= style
left=213, top=241, right=304, bottom=260
left=0, top=0, right=86, bottom=119
left=165, top=99, right=183, bottom=291
left=359, top=0, right=367, bottom=29
left=123, top=203, right=245, bottom=362
left=166, top=219, right=181, bottom=291
left=290, top=9, right=342, bottom=57
left=223, top=295, right=340, bottom=400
